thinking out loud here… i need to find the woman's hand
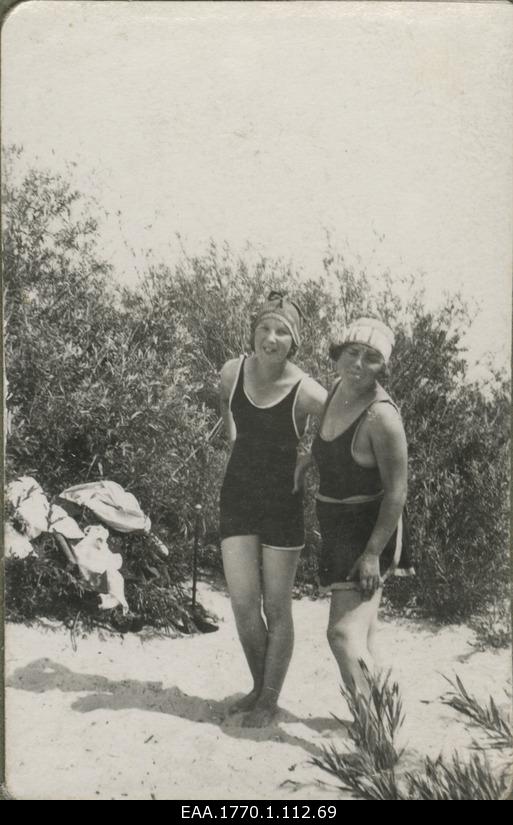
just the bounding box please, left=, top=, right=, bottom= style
left=292, top=453, right=313, bottom=493
left=347, top=552, right=382, bottom=599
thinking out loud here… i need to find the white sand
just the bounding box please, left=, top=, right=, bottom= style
left=4, top=583, right=511, bottom=800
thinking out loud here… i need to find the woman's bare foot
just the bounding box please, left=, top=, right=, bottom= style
left=226, top=689, right=260, bottom=716
left=242, top=704, right=277, bottom=728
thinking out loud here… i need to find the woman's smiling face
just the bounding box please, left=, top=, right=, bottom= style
left=336, top=342, right=384, bottom=388
left=254, top=317, right=293, bottom=361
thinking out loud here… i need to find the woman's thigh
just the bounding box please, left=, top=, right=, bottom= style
left=261, top=546, right=301, bottom=617
left=328, top=587, right=382, bottom=640
left=222, top=535, right=262, bottom=608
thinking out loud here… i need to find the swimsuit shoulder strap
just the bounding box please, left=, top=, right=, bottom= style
left=318, top=378, right=342, bottom=433
left=291, top=374, right=307, bottom=439
left=351, top=396, right=401, bottom=455
left=229, top=354, right=246, bottom=409
left=365, top=397, right=400, bottom=416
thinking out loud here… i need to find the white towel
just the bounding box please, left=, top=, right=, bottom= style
left=4, top=523, right=35, bottom=559
left=6, top=476, right=84, bottom=540
left=73, top=525, right=128, bottom=614
left=60, top=480, right=151, bottom=534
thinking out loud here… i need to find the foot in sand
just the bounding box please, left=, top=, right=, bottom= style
left=242, top=704, right=277, bottom=728
left=226, top=689, right=260, bottom=716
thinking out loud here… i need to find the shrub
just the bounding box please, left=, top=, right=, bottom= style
left=3, top=148, right=218, bottom=632
left=470, top=601, right=512, bottom=651
left=140, top=242, right=510, bottom=624
left=4, top=527, right=216, bottom=635
left=3, top=149, right=510, bottom=630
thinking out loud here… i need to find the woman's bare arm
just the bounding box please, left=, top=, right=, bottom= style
left=219, top=359, right=239, bottom=445
left=348, top=404, right=408, bottom=597
left=292, top=377, right=328, bottom=492
left=364, top=404, right=408, bottom=556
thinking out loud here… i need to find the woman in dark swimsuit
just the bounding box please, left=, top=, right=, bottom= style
left=312, top=318, right=414, bottom=696
left=219, top=292, right=326, bottom=728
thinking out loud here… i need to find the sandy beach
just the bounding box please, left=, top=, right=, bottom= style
left=4, top=583, right=511, bottom=801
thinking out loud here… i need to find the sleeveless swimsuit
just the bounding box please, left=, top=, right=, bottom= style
left=220, top=356, right=305, bottom=549
left=312, top=382, right=414, bottom=589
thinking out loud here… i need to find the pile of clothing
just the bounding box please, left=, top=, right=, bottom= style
left=5, top=477, right=166, bottom=617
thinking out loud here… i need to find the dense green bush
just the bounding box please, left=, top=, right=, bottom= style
left=3, top=149, right=510, bottom=633
left=136, top=243, right=510, bottom=626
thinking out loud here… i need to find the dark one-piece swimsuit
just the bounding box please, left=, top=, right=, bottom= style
left=220, top=356, right=305, bottom=549
left=312, top=386, right=414, bottom=589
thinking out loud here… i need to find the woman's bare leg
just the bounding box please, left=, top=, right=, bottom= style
left=367, top=612, right=380, bottom=662
left=327, top=587, right=382, bottom=697
left=243, top=546, right=301, bottom=728
left=222, top=536, right=267, bottom=713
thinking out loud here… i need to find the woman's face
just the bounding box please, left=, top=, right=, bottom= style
left=254, top=317, right=293, bottom=362
left=336, top=343, right=384, bottom=389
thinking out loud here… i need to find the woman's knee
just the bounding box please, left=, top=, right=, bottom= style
left=231, top=596, right=262, bottom=626
left=327, top=622, right=362, bottom=651
left=262, top=598, right=292, bottom=629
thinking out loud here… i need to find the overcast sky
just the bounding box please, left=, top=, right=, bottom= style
left=2, top=1, right=512, bottom=373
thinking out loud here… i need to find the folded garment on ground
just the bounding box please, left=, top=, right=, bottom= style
left=47, top=504, right=85, bottom=540
left=7, top=476, right=84, bottom=540
left=73, top=525, right=129, bottom=614
left=4, top=523, right=35, bottom=559
left=59, top=480, right=151, bottom=534
left=6, top=477, right=50, bottom=539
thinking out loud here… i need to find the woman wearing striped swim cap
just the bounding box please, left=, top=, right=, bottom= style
left=312, top=316, right=414, bottom=697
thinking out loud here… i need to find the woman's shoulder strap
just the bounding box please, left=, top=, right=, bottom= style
left=221, top=355, right=245, bottom=404
left=366, top=396, right=401, bottom=421
left=326, top=378, right=342, bottom=405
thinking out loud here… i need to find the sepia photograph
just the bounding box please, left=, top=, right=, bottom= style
left=2, top=0, right=512, bottom=802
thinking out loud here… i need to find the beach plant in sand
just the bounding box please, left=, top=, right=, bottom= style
left=311, top=664, right=407, bottom=800
left=404, top=752, right=509, bottom=801
left=441, top=674, right=512, bottom=750
left=312, top=666, right=511, bottom=800
left=339, top=664, right=406, bottom=770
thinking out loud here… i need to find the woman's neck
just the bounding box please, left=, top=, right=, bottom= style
left=251, top=353, right=288, bottom=383
left=337, top=377, right=378, bottom=406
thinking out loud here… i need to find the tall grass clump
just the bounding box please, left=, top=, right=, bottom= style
left=441, top=675, right=512, bottom=749
left=340, top=664, right=405, bottom=768
left=313, top=746, right=408, bottom=801
left=311, top=664, right=406, bottom=799
left=312, top=668, right=510, bottom=800
left=405, top=752, right=509, bottom=801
